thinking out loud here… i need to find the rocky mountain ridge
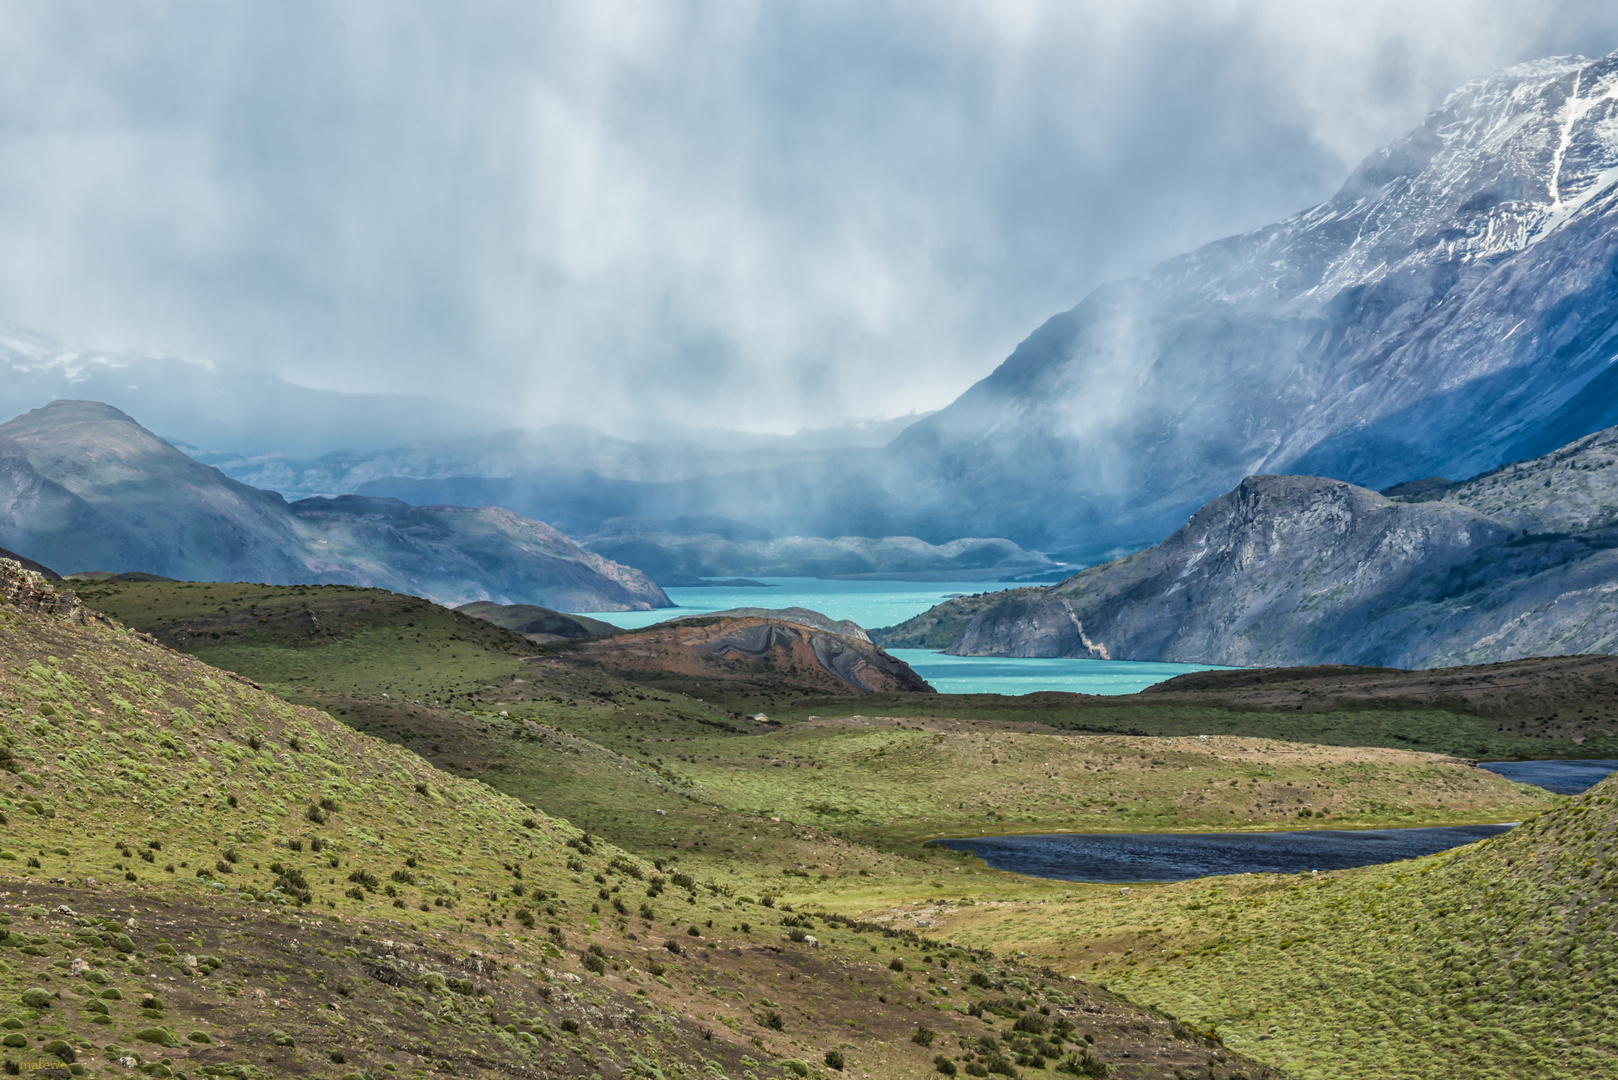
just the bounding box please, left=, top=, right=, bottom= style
left=875, top=421, right=1618, bottom=668
left=0, top=400, right=670, bottom=611
left=875, top=51, right=1618, bottom=555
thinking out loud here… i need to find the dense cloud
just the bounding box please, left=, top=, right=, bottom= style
left=1, top=1, right=1615, bottom=438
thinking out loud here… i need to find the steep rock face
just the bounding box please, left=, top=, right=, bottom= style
left=0, top=401, right=671, bottom=611
left=0, top=557, right=85, bottom=622
left=887, top=52, right=1618, bottom=554
left=887, top=422, right=1618, bottom=667
left=945, top=476, right=1505, bottom=667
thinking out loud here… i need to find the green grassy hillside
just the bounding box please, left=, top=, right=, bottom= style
left=68, top=579, right=1557, bottom=877
left=925, top=777, right=1618, bottom=1079
left=1, top=571, right=1274, bottom=1080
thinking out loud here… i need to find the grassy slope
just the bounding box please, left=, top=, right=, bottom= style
left=738, top=688, right=1618, bottom=763
left=78, top=580, right=1618, bottom=763
left=921, top=776, right=1618, bottom=1080
left=66, top=581, right=1556, bottom=872
left=60, top=577, right=1615, bottom=1080
left=0, top=592, right=1269, bottom=1080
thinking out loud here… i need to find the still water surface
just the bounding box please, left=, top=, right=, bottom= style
left=929, top=824, right=1516, bottom=884
left=577, top=578, right=1225, bottom=695
left=1480, top=759, right=1618, bottom=794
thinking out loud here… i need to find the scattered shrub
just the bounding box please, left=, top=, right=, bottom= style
left=914, top=1026, right=938, bottom=1047
left=760, top=1010, right=785, bottom=1031
left=825, top=1049, right=847, bottom=1071
left=39, top=1039, right=75, bottom=1064
left=135, top=1027, right=182, bottom=1048
left=889, top=958, right=906, bottom=972
left=935, top=1055, right=959, bottom=1075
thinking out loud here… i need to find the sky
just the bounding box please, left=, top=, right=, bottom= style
left=2, top=0, right=1618, bottom=438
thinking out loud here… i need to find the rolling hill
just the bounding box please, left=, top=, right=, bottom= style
left=0, top=556, right=1279, bottom=1080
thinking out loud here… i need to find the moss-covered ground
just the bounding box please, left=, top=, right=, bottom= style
left=51, top=577, right=1618, bottom=1079
left=894, top=778, right=1618, bottom=1080
left=1, top=585, right=1273, bottom=1079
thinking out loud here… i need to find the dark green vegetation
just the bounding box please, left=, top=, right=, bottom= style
left=1, top=566, right=1267, bottom=1079
left=0, top=400, right=669, bottom=611
left=936, top=776, right=1618, bottom=1080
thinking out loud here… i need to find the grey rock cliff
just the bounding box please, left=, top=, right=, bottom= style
left=878, top=422, right=1618, bottom=668
left=880, top=52, right=1618, bottom=555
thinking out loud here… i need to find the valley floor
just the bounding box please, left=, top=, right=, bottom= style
left=42, top=577, right=1618, bottom=1080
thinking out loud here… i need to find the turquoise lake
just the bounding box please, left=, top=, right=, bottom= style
left=575, top=577, right=1227, bottom=696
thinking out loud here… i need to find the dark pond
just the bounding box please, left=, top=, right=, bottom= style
left=1479, top=759, right=1618, bottom=795
left=928, top=824, right=1516, bottom=884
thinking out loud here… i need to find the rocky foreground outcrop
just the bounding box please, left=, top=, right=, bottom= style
left=572, top=614, right=933, bottom=694
left=0, top=557, right=86, bottom=622
left=876, top=423, right=1618, bottom=668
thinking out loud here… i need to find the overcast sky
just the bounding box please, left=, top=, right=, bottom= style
left=2, top=1, right=1617, bottom=435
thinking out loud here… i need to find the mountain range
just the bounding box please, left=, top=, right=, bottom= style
left=137, top=52, right=1618, bottom=569
left=874, top=422, right=1618, bottom=668
left=0, top=400, right=670, bottom=611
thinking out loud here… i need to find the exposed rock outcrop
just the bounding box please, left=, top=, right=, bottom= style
left=0, top=558, right=85, bottom=623
left=572, top=615, right=933, bottom=695
left=877, top=422, right=1618, bottom=668
left=672, top=607, right=869, bottom=641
